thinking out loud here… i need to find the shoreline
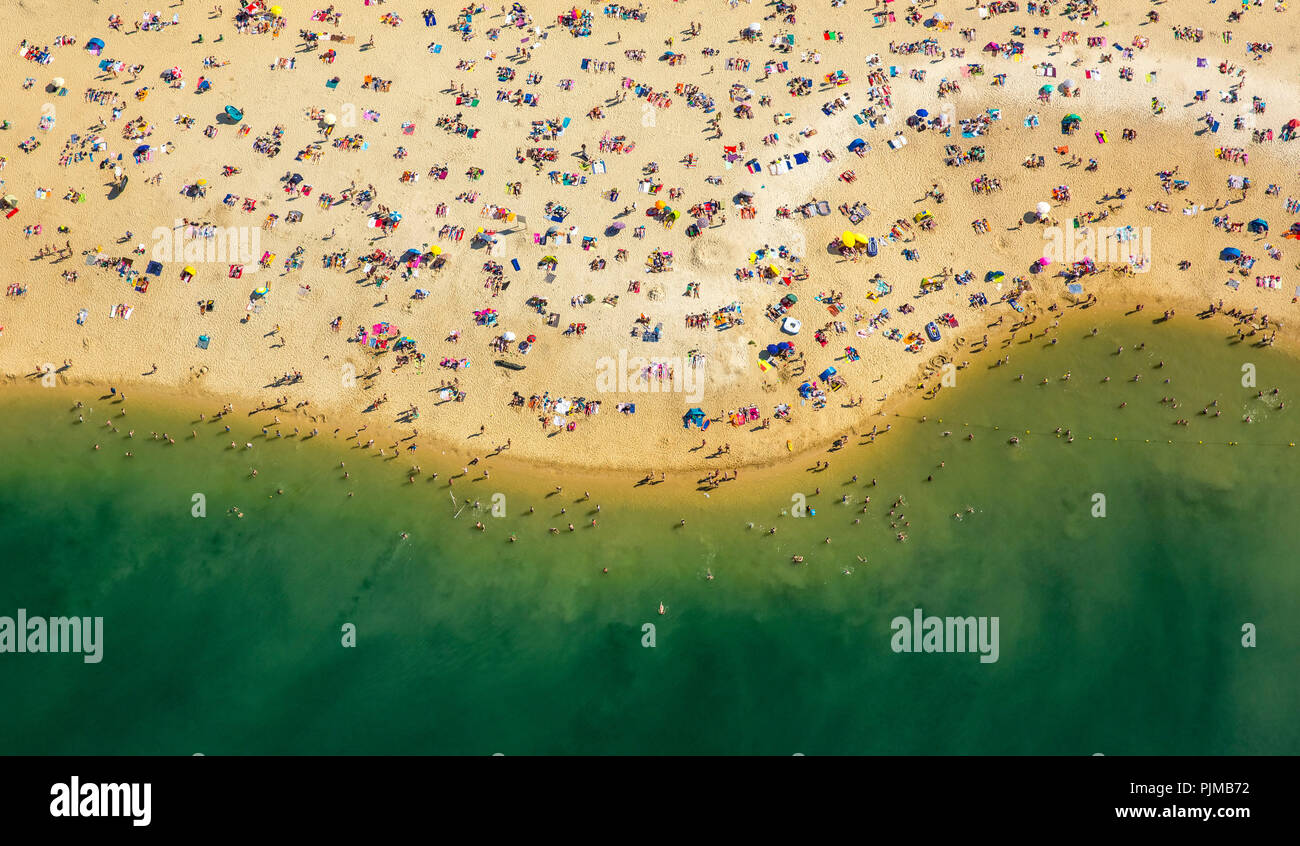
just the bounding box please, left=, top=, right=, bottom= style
left=6, top=300, right=1291, bottom=491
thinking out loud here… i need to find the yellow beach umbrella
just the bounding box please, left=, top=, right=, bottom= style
left=196, top=178, right=207, bottom=186
left=184, top=265, right=197, bottom=275
left=269, top=5, right=283, bottom=15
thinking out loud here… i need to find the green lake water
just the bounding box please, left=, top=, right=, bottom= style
left=1, top=315, right=1297, bottom=754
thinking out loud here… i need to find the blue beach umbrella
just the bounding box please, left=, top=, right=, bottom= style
left=1219, top=247, right=1242, bottom=260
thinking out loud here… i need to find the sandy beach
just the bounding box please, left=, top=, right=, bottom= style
left=4, top=0, right=1300, bottom=472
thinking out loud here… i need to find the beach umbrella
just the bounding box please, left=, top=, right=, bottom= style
left=51, top=77, right=65, bottom=88
left=984, top=42, right=1001, bottom=51
left=1219, top=247, right=1242, bottom=260
left=1066, top=283, right=1084, bottom=295
left=1061, top=79, right=1076, bottom=89
left=269, top=4, right=283, bottom=14
left=87, top=37, right=105, bottom=51
left=748, top=22, right=762, bottom=31
left=654, top=199, right=666, bottom=210
left=1036, top=201, right=1051, bottom=218
left=196, top=178, right=207, bottom=186
left=1039, top=256, right=1052, bottom=266
left=1248, top=218, right=1269, bottom=233
left=1040, top=84, right=1054, bottom=93
left=1288, top=118, right=1300, bottom=129
left=184, top=265, right=197, bottom=275
left=985, top=270, right=1005, bottom=282
left=847, top=138, right=866, bottom=151
left=526, top=334, right=536, bottom=343
left=224, top=105, right=244, bottom=121
left=503, top=331, right=516, bottom=341
left=324, top=113, right=337, bottom=126
left=916, top=108, right=929, bottom=117
left=1064, top=114, right=1082, bottom=123
left=611, top=221, right=625, bottom=230
left=766, top=344, right=780, bottom=355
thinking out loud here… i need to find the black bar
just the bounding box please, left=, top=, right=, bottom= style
left=0, top=756, right=1281, bottom=832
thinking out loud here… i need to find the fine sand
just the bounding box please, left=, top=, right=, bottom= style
left=3, top=0, right=1300, bottom=472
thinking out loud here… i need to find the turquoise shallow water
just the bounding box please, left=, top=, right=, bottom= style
left=1, top=316, right=1297, bottom=754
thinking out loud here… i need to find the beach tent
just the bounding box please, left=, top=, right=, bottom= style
left=1219, top=247, right=1242, bottom=261
left=1247, top=218, right=1269, bottom=233
left=684, top=407, right=707, bottom=429
left=86, top=38, right=105, bottom=55
left=847, top=138, right=866, bottom=152
left=224, top=105, right=244, bottom=122
left=145, top=261, right=163, bottom=276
